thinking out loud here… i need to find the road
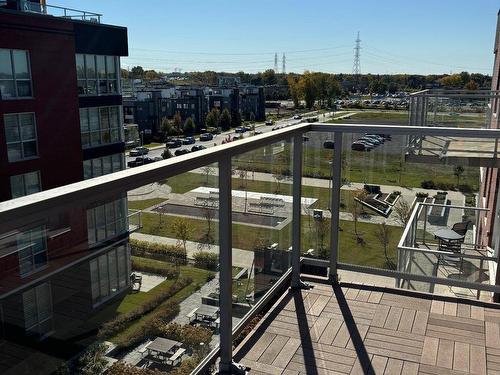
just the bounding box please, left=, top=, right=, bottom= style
left=125, top=110, right=352, bottom=166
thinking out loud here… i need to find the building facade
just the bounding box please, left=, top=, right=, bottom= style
left=0, top=2, right=131, bottom=373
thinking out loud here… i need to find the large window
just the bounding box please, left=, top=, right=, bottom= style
left=80, top=106, right=122, bottom=147
left=83, top=153, right=124, bottom=180
left=0, top=49, right=32, bottom=99
left=4, top=113, right=37, bottom=162
left=17, top=226, right=47, bottom=276
left=87, top=198, right=127, bottom=245
left=76, top=54, right=119, bottom=96
left=90, top=245, right=129, bottom=305
left=10, top=171, right=41, bottom=198
left=22, top=282, right=52, bottom=337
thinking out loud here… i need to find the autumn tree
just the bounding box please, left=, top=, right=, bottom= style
left=351, top=189, right=368, bottom=238
left=393, top=198, right=412, bottom=227
left=287, top=75, right=302, bottom=108
left=219, top=108, right=232, bottom=131
left=231, top=110, right=242, bottom=128
left=205, top=108, right=220, bottom=128
left=173, top=111, right=182, bottom=135
left=464, top=80, right=479, bottom=90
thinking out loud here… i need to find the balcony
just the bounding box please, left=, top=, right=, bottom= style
left=406, top=89, right=500, bottom=167
left=0, top=1, right=102, bottom=23
left=1, top=122, right=500, bottom=375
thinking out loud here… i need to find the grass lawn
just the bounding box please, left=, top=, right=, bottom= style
left=139, top=212, right=402, bottom=269
left=111, top=259, right=214, bottom=343
left=329, top=111, right=409, bottom=122
left=128, top=198, right=167, bottom=210
left=143, top=142, right=163, bottom=149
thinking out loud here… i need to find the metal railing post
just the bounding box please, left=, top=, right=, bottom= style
left=423, top=204, right=428, bottom=245
left=329, top=131, right=343, bottom=283
left=218, top=157, right=233, bottom=373
left=291, top=134, right=303, bottom=288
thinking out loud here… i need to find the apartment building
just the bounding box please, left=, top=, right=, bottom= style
left=0, top=1, right=131, bottom=372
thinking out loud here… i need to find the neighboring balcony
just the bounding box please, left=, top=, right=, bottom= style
left=6, top=1, right=103, bottom=23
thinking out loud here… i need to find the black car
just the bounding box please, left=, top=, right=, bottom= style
left=323, top=140, right=335, bottom=149
left=165, top=139, right=182, bottom=148
left=191, top=145, right=206, bottom=152
left=235, top=127, right=247, bottom=133
left=182, top=137, right=196, bottom=145
left=199, top=133, right=213, bottom=141
left=127, top=156, right=156, bottom=168
left=174, top=149, right=190, bottom=156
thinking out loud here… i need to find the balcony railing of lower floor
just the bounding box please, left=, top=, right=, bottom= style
left=1, top=123, right=500, bottom=374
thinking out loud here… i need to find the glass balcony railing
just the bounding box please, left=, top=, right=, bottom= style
left=7, top=1, right=103, bottom=23
left=1, top=122, right=500, bottom=374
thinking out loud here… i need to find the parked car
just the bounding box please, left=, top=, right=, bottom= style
left=365, top=134, right=385, bottom=142
left=199, top=133, right=213, bottom=141
left=323, top=140, right=335, bottom=149
left=271, top=126, right=281, bottom=131
left=206, top=127, right=221, bottom=134
left=235, top=127, right=247, bottom=133
left=129, top=147, right=149, bottom=156
left=127, top=156, right=157, bottom=167
left=174, top=149, right=190, bottom=156
left=351, top=142, right=372, bottom=152
left=165, top=139, right=182, bottom=148
left=191, top=145, right=206, bottom=152
left=182, top=137, right=196, bottom=145
left=360, top=136, right=382, bottom=145
left=265, top=120, right=274, bottom=126
left=293, top=114, right=302, bottom=120
left=254, top=131, right=263, bottom=135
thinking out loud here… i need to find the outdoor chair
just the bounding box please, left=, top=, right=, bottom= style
left=451, top=221, right=471, bottom=238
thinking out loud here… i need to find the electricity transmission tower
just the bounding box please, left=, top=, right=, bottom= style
left=352, top=31, right=361, bottom=76
left=282, top=53, right=286, bottom=74
left=274, top=53, right=278, bottom=72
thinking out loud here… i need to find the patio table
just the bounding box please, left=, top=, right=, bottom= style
left=145, top=337, right=182, bottom=363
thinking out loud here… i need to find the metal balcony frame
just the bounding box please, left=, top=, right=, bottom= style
left=2, top=123, right=500, bottom=373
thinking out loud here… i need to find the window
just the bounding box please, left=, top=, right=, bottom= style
left=75, top=54, right=119, bottom=96
left=10, top=171, right=41, bottom=198
left=90, top=245, right=129, bottom=304
left=17, top=226, right=47, bottom=276
left=22, top=282, right=52, bottom=337
left=4, top=113, right=37, bottom=162
left=0, top=49, right=32, bottom=99
left=83, top=153, right=124, bottom=179
left=87, top=198, right=127, bottom=245
left=80, top=106, right=122, bottom=147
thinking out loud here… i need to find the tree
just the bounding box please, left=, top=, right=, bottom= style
left=454, top=165, right=465, bottom=186
left=393, top=198, right=412, bottom=227
left=120, top=68, right=129, bottom=79
left=183, top=117, right=196, bottom=135
left=464, top=80, right=479, bottom=90
left=201, top=165, right=215, bottom=185
left=161, top=148, right=173, bottom=159
left=173, top=111, right=182, bottom=135
left=205, top=108, right=220, bottom=129
left=74, top=343, right=108, bottom=375
left=315, top=217, right=330, bottom=259
left=375, top=222, right=394, bottom=269
left=301, top=71, right=318, bottom=109
left=440, top=74, right=463, bottom=88
left=287, top=75, right=302, bottom=108
left=172, top=217, right=192, bottom=258
left=262, top=69, right=277, bottom=85
left=272, top=154, right=289, bottom=193
left=369, top=80, right=388, bottom=95
left=231, top=111, right=242, bottom=128
left=144, top=70, right=160, bottom=80
left=351, top=189, right=368, bottom=238
left=199, top=200, right=215, bottom=251
left=219, top=108, right=232, bottom=131
left=130, top=66, right=144, bottom=79
left=161, top=117, right=176, bottom=137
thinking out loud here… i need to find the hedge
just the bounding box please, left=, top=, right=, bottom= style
left=97, top=276, right=191, bottom=340
left=193, top=252, right=218, bottom=271
left=131, top=256, right=179, bottom=278
left=130, top=239, right=187, bottom=265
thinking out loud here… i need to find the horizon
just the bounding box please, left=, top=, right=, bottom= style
left=51, top=0, right=499, bottom=75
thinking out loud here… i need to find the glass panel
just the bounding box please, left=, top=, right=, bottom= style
left=22, top=141, right=37, bottom=158
left=108, top=249, right=118, bottom=292
left=4, top=114, right=19, bottom=142
left=83, top=160, right=92, bottom=179
left=92, top=158, right=102, bottom=177
left=7, top=144, right=22, bottom=161
left=85, top=55, right=96, bottom=78
left=16, top=80, right=31, bottom=97
left=90, top=259, right=99, bottom=302
left=0, top=49, right=13, bottom=79
left=109, top=106, right=119, bottom=129
left=10, top=174, right=24, bottom=198
left=98, top=254, right=109, bottom=298
left=22, top=288, right=37, bottom=328
left=79, top=108, right=89, bottom=132
left=106, top=56, right=116, bottom=78
left=103, top=155, right=112, bottom=175
left=87, top=79, right=97, bottom=95
left=89, top=108, right=99, bottom=130
left=75, top=54, right=85, bottom=79
left=95, top=205, right=106, bottom=241
left=96, top=55, right=106, bottom=79
left=13, top=50, right=29, bottom=80
left=0, top=80, right=15, bottom=98
left=20, top=113, right=35, bottom=140
left=24, top=171, right=40, bottom=195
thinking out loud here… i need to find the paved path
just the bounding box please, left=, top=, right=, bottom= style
left=131, top=232, right=255, bottom=269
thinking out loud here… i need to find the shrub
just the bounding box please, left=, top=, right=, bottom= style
left=435, top=182, right=454, bottom=191
left=131, top=256, right=179, bottom=278
left=421, top=180, right=436, bottom=189
left=73, top=343, right=107, bottom=375
left=193, top=252, right=218, bottom=271
left=129, top=239, right=187, bottom=265
left=416, top=192, right=429, bottom=198
left=458, top=184, right=473, bottom=193
left=154, top=322, right=213, bottom=350
left=98, top=277, right=191, bottom=340
left=113, top=300, right=181, bottom=350
left=107, top=361, right=165, bottom=375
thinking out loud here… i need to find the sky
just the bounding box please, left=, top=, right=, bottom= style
left=53, top=0, right=499, bottom=75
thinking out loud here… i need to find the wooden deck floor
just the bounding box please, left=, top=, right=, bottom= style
left=234, top=281, right=500, bottom=375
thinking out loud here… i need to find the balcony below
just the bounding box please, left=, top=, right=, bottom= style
left=234, top=279, right=499, bottom=375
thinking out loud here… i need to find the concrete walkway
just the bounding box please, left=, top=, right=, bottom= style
left=131, top=232, right=255, bottom=269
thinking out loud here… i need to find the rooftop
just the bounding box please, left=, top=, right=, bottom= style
left=234, top=279, right=499, bottom=375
